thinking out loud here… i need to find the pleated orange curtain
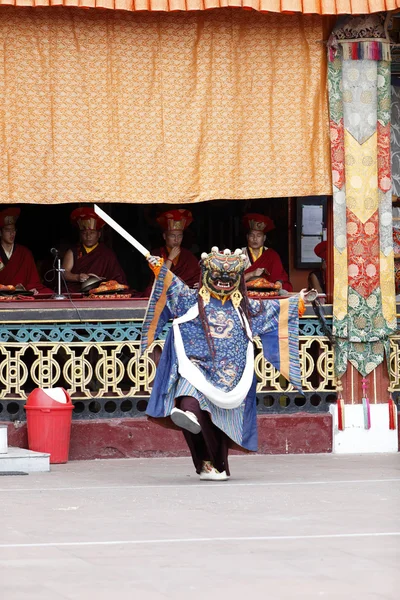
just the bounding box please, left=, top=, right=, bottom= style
left=0, top=7, right=332, bottom=204
left=0, top=0, right=396, bottom=14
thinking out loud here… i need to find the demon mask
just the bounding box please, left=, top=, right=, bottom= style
left=199, top=247, right=247, bottom=306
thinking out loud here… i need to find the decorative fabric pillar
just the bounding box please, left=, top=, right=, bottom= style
left=328, top=14, right=396, bottom=381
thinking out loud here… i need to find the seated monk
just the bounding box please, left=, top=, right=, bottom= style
left=242, top=213, right=293, bottom=292
left=0, top=208, right=52, bottom=294
left=144, top=209, right=200, bottom=295
left=63, top=207, right=127, bottom=293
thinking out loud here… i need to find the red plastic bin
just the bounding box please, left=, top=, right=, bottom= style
left=25, top=388, right=74, bottom=464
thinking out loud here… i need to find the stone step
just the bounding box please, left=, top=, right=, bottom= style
left=0, top=447, right=50, bottom=473
left=0, top=424, right=7, bottom=454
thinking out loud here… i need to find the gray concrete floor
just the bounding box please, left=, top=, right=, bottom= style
left=0, top=453, right=399, bottom=600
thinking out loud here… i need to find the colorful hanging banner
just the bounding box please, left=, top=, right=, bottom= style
left=328, top=14, right=396, bottom=379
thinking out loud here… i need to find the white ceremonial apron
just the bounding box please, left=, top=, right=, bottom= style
left=173, top=303, right=254, bottom=410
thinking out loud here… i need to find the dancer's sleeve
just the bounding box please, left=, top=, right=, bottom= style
left=141, top=263, right=195, bottom=354
left=250, top=296, right=302, bottom=393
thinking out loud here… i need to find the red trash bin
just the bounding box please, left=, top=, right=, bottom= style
left=25, top=388, right=74, bottom=464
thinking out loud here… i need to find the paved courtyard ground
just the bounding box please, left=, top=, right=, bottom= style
left=0, top=453, right=399, bottom=600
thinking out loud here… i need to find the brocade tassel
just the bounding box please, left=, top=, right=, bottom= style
left=337, top=397, right=345, bottom=431
left=362, top=398, right=371, bottom=430
left=336, top=378, right=345, bottom=431
left=362, top=378, right=371, bottom=430
left=389, top=396, right=397, bottom=431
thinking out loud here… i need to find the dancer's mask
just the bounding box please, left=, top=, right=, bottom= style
left=199, top=247, right=247, bottom=306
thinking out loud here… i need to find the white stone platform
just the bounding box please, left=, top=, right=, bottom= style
left=0, top=446, right=50, bottom=473
left=330, top=403, right=399, bottom=453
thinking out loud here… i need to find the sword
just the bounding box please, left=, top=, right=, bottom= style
left=94, top=204, right=150, bottom=258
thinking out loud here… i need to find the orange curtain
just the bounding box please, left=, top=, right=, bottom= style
left=0, top=7, right=332, bottom=204
left=0, top=0, right=396, bottom=15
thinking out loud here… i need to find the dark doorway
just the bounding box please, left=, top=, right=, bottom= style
left=11, top=199, right=290, bottom=292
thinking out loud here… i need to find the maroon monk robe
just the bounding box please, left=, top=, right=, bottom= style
left=244, top=247, right=293, bottom=292
left=0, top=244, right=52, bottom=293
left=67, top=243, right=128, bottom=293
left=144, top=246, right=200, bottom=296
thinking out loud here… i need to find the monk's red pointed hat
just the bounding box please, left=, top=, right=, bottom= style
left=243, top=213, right=275, bottom=233
left=314, top=241, right=327, bottom=261
left=0, top=207, right=20, bottom=228
left=71, top=207, right=105, bottom=231
left=156, top=209, right=193, bottom=231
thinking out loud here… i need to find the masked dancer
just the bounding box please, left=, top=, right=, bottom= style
left=141, top=247, right=304, bottom=481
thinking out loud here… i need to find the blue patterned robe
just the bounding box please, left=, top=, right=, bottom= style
left=141, top=265, right=301, bottom=451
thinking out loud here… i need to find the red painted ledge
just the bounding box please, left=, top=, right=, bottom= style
left=3, top=413, right=332, bottom=460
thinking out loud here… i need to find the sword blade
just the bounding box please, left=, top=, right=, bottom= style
left=94, top=205, right=150, bottom=258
